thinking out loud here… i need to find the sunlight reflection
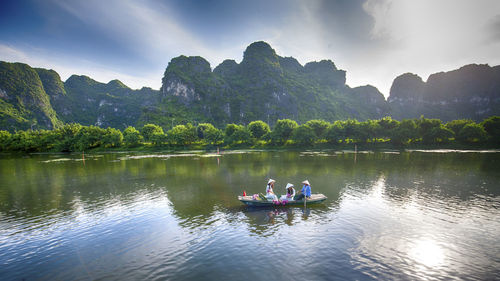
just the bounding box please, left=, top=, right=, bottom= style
left=409, top=239, right=445, bottom=267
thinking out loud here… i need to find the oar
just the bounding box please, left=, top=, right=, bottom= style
left=304, top=193, right=307, bottom=208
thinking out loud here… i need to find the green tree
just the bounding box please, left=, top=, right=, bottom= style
left=292, top=124, right=315, bottom=145
left=168, top=123, right=197, bottom=145
left=183, top=123, right=198, bottom=145
left=197, top=123, right=212, bottom=139
left=445, top=119, right=474, bottom=136
left=391, top=119, right=417, bottom=145
left=325, top=121, right=345, bottom=144
left=204, top=126, right=224, bottom=145
left=102, top=128, right=123, bottom=147
left=0, top=130, right=11, bottom=151
left=53, top=123, right=82, bottom=152
left=457, top=123, right=488, bottom=143
left=480, top=116, right=500, bottom=143
left=342, top=119, right=365, bottom=142
left=359, top=119, right=380, bottom=142
left=224, top=124, right=241, bottom=139
left=74, top=126, right=105, bottom=151
left=123, top=126, right=143, bottom=147
left=232, top=127, right=252, bottom=144
left=195, top=123, right=223, bottom=145
left=8, top=130, right=37, bottom=151
left=304, top=119, right=330, bottom=139
left=141, top=124, right=164, bottom=142
left=31, top=129, right=56, bottom=151
left=429, top=126, right=454, bottom=143
left=225, top=125, right=251, bottom=144
left=377, top=117, right=399, bottom=139
left=270, top=119, right=298, bottom=144
left=151, top=132, right=168, bottom=146
left=247, top=120, right=270, bottom=139
left=416, top=117, right=452, bottom=144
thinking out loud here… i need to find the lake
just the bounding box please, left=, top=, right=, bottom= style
left=0, top=150, right=499, bottom=280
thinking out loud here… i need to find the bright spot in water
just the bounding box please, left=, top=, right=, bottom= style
left=409, top=239, right=445, bottom=267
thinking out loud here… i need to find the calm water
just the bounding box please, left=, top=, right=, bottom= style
left=0, top=150, right=499, bottom=280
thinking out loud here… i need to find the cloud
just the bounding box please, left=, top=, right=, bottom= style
left=48, top=0, right=232, bottom=67
left=263, top=0, right=500, bottom=96
left=0, top=44, right=30, bottom=61
left=359, top=0, right=500, bottom=90
left=1, top=0, right=239, bottom=89
left=2, top=0, right=500, bottom=97
left=0, top=43, right=160, bottom=89
left=485, top=14, right=500, bottom=43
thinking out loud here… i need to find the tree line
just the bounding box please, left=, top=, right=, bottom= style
left=0, top=116, right=499, bottom=152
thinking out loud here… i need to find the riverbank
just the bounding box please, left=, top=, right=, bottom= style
left=6, top=141, right=497, bottom=156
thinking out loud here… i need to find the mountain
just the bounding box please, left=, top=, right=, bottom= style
left=1, top=42, right=499, bottom=132
left=158, top=55, right=231, bottom=126
left=0, top=61, right=161, bottom=131
left=60, top=75, right=158, bottom=128
left=0, top=62, right=61, bottom=130
left=388, top=64, right=500, bottom=121
left=161, top=41, right=388, bottom=125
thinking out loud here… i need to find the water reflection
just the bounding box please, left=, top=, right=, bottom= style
left=234, top=206, right=328, bottom=236
left=0, top=151, right=499, bottom=280
left=409, top=238, right=445, bottom=268
left=346, top=168, right=500, bottom=280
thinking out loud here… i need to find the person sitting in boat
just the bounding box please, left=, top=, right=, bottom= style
left=294, top=180, right=311, bottom=200
left=266, top=179, right=278, bottom=200
left=280, top=183, right=295, bottom=201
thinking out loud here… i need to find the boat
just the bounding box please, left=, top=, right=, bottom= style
left=238, top=193, right=327, bottom=207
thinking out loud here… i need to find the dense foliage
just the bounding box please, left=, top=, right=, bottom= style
left=1, top=116, right=498, bottom=153
left=0, top=62, right=62, bottom=130
left=123, top=126, right=143, bottom=147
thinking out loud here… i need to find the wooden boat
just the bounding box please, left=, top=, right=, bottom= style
left=238, top=193, right=327, bottom=207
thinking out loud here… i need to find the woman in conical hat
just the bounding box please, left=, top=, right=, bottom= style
left=265, top=179, right=278, bottom=200
left=280, top=183, right=296, bottom=200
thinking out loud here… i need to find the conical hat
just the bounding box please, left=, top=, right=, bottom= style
left=268, top=179, right=276, bottom=184
left=302, top=180, right=310, bottom=185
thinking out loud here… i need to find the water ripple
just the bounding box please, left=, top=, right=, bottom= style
left=1, top=151, right=499, bottom=280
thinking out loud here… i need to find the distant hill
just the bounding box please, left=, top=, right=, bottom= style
left=0, top=42, right=499, bottom=131
left=388, top=64, right=500, bottom=120
left=59, top=75, right=158, bottom=128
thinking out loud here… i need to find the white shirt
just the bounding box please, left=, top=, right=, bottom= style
left=266, top=184, right=274, bottom=194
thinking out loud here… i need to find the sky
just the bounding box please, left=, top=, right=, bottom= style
left=1, top=0, right=499, bottom=97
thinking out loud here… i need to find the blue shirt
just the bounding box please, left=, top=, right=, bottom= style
left=301, top=185, right=311, bottom=197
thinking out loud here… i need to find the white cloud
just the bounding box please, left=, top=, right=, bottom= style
left=2, top=0, right=242, bottom=89
left=0, top=43, right=161, bottom=89
left=50, top=0, right=232, bottom=68
left=3, top=0, right=500, bottom=98
left=0, top=44, right=30, bottom=62
left=358, top=0, right=500, bottom=94
left=256, top=0, right=500, bottom=97
left=11, top=0, right=244, bottom=88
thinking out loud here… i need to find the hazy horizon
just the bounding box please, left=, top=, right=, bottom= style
left=1, top=0, right=500, bottom=97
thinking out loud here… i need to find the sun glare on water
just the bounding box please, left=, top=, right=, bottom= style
left=409, top=239, right=446, bottom=268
